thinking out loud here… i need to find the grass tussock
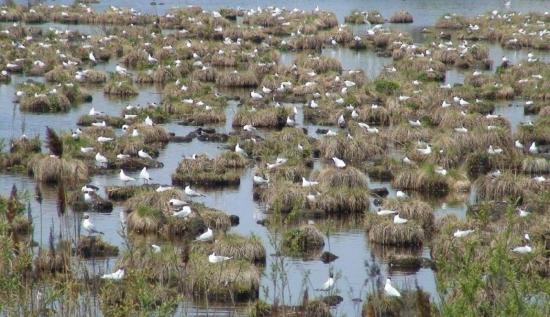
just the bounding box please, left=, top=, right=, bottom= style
left=172, top=154, right=243, bottom=187
left=318, top=134, right=384, bottom=163
left=364, top=213, right=425, bottom=247
left=282, top=225, right=325, bottom=256
left=392, top=167, right=449, bottom=196
left=186, top=252, right=260, bottom=301
left=76, top=236, right=119, bottom=258
left=28, top=155, right=88, bottom=185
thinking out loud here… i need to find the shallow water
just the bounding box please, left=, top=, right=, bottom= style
left=1, top=1, right=549, bottom=316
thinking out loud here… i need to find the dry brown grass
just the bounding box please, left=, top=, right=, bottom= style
left=392, top=167, right=449, bottom=196
left=389, top=11, right=413, bottom=23
left=216, top=71, right=258, bottom=87
left=318, top=134, right=385, bottom=163
left=382, top=199, right=435, bottom=233
left=475, top=172, right=541, bottom=201
left=28, top=155, right=88, bottom=185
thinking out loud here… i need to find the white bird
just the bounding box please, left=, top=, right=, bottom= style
left=163, top=197, right=185, bottom=208
left=253, top=175, right=269, bottom=184
left=396, top=191, right=408, bottom=199
left=131, top=129, right=140, bottom=137
left=151, top=244, right=161, bottom=253
left=384, top=278, right=401, bottom=297
left=417, top=145, right=432, bottom=155
left=92, top=121, right=106, bottom=127
left=261, top=86, right=271, bottom=94
left=377, top=209, right=397, bottom=216
left=302, top=177, right=319, bottom=187
left=95, top=152, right=108, bottom=164
left=173, top=206, right=192, bottom=218
left=208, top=252, right=232, bottom=263
left=185, top=185, right=205, bottom=197
left=454, top=229, right=475, bottom=238
left=529, top=142, right=538, bottom=154
left=115, top=64, right=127, bottom=75
left=243, top=124, right=256, bottom=132
left=441, top=100, right=451, bottom=108
left=138, top=149, right=153, bottom=160
left=97, top=136, right=113, bottom=143
left=286, top=116, right=295, bottom=127
left=454, top=126, right=468, bottom=133
left=310, top=99, right=318, bottom=108
left=332, top=157, right=346, bottom=168
left=533, top=176, right=546, bottom=183
left=196, top=228, right=213, bottom=241
left=319, top=274, right=335, bottom=291
left=459, top=99, right=470, bottom=106
left=512, top=244, right=532, bottom=254
left=144, top=116, right=153, bottom=126
left=156, top=186, right=174, bottom=192
left=250, top=91, right=263, bottom=99
left=116, top=153, right=130, bottom=160
left=139, top=167, right=152, bottom=183
left=119, top=169, right=135, bottom=183
left=435, top=166, right=448, bottom=176
left=409, top=119, right=421, bottom=127
left=88, top=51, right=96, bottom=63
left=84, top=192, right=93, bottom=203
left=82, top=214, right=103, bottom=235
left=147, top=54, right=158, bottom=64
left=235, top=143, right=246, bottom=155
left=399, top=96, right=410, bottom=101
left=403, top=156, right=414, bottom=165
left=393, top=213, right=408, bottom=224
left=515, top=140, right=524, bottom=149
left=89, top=107, right=103, bottom=116
left=518, top=208, right=530, bottom=217
left=338, top=114, right=345, bottom=127
left=81, top=184, right=99, bottom=193
left=101, top=268, right=124, bottom=280
left=487, top=145, right=503, bottom=155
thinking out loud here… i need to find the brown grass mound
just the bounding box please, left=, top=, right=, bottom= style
left=382, top=199, right=435, bottom=233
left=365, top=213, right=425, bottom=247
left=318, top=134, right=384, bottom=163
left=28, top=155, right=88, bottom=185
left=392, top=167, right=449, bottom=196
left=216, top=71, right=258, bottom=87
left=475, top=173, right=540, bottom=201
left=76, top=236, right=119, bottom=258
left=390, top=10, right=413, bottom=23
left=186, top=252, right=260, bottom=301
left=282, top=225, right=325, bottom=256
left=318, top=166, right=369, bottom=188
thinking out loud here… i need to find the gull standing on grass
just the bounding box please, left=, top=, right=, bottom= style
left=138, top=149, right=153, bottom=160
left=332, top=157, right=346, bottom=168
left=196, top=228, right=213, bottom=241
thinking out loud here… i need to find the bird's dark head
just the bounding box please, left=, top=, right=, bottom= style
left=83, top=214, right=90, bottom=219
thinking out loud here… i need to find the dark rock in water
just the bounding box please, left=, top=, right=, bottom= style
left=320, top=251, right=338, bottom=264
left=109, top=157, right=163, bottom=171
left=198, top=127, right=216, bottom=134
left=321, top=295, right=344, bottom=306
left=438, top=32, right=451, bottom=40
left=197, top=133, right=228, bottom=142
left=229, top=215, right=240, bottom=226
left=316, top=128, right=329, bottom=134
left=312, top=148, right=321, bottom=158
left=366, top=166, right=393, bottom=181
left=71, top=191, right=113, bottom=213
left=372, top=198, right=383, bottom=206
left=524, top=104, right=539, bottom=115
left=256, top=219, right=268, bottom=226
left=389, top=254, right=435, bottom=273
left=371, top=187, right=389, bottom=197
left=169, top=135, right=193, bottom=143
left=76, top=236, right=118, bottom=258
